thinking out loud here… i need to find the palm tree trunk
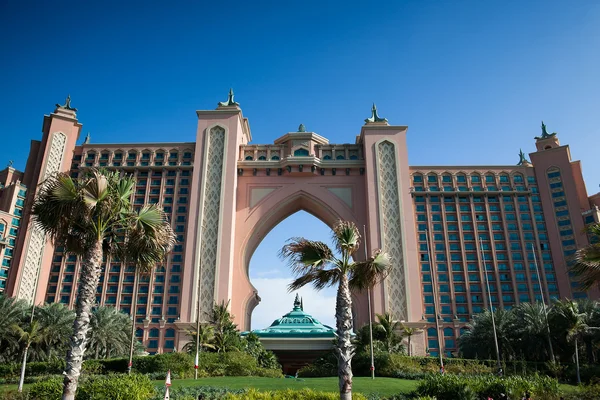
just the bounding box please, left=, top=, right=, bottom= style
left=575, top=337, right=581, bottom=385
left=408, top=336, right=411, bottom=357
left=336, top=274, right=354, bottom=400
left=62, top=240, right=103, bottom=400
left=18, top=345, right=29, bottom=393
left=128, top=270, right=139, bottom=374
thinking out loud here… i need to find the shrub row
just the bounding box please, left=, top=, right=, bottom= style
left=0, top=351, right=282, bottom=380
left=414, top=374, right=560, bottom=400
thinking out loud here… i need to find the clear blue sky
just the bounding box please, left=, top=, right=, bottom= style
left=2, top=1, right=599, bottom=327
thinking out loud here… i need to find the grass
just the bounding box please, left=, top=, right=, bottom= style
left=151, top=376, right=418, bottom=396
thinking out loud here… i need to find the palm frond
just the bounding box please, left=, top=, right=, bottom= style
left=82, top=170, right=109, bottom=207
left=349, top=250, right=391, bottom=291
left=332, top=220, right=361, bottom=255
left=571, top=243, right=600, bottom=290
left=279, top=238, right=334, bottom=274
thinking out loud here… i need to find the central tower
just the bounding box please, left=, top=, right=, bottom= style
left=179, top=94, right=421, bottom=333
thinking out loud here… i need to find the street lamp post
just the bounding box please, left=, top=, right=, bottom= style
left=363, top=225, right=375, bottom=379
left=478, top=239, right=501, bottom=374
left=425, top=228, right=444, bottom=371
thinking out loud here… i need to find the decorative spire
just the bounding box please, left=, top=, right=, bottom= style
left=517, top=149, right=531, bottom=166
left=218, top=88, right=239, bottom=107
left=535, top=121, right=557, bottom=140
left=55, top=95, right=77, bottom=111
left=300, top=297, right=304, bottom=311
left=364, top=103, right=388, bottom=124
left=83, top=132, right=91, bottom=145
left=7, top=160, right=14, bottom=168
left=297, top=124, right=306, bottom=132
left=293, top=293, right=301, bottom=310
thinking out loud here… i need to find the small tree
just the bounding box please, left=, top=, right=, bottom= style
left=402, top=326, right=418, bottom=357
left=13, top=318, right=46, bottom=392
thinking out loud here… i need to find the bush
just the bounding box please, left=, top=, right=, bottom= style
left=222, top=388, right=369, bottom=399
left=77, top=374, right=155, bottom=400
left=28, top=376, right=63, bottom=400
left=414, top=374, right=560, bottom=400
left=150, top=386, right=247, bottom=400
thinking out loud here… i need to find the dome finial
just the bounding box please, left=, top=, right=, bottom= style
left=364, top=103, right=388, bottom=124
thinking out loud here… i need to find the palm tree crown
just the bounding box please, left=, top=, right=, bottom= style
left=572, top=223, right=600, bottom=289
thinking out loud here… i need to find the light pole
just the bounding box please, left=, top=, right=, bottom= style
left=425, top=228, right=444, bottom=371
left=478, top=239, right=501, bottom=373
left=363, top=225, right=375, bottom=379
left=531, top=243, right=555, bottom=363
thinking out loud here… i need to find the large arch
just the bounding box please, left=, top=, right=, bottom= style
left=232, top=176, right=368, bottom=330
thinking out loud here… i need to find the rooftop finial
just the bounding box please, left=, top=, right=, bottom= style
left=83, top=132, right=91, bottom=145
left=293, top=293, right=301, bottom=310
left=535, top=121, right=557, bottom=140
left=218, top=88, right=239, bottom=107
left=56, top=95, right=77, bottom=111
left=7, top=160, right=14, bottom=168
left=517, top=149, right=531, bottom=166
left=300, top=297, right=304, bottom=311
left=298, top=124, right=306, bottom=132
left=364, top=103, right=388, bottom=124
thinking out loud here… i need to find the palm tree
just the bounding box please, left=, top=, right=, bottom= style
left=88, top=306, right=132, bottom=359
left=375, top=312, right=404, bottom=354
left=280, top=220, right=390, bottom=400
left=208, top=300, right=240, bottom=353
left=550, top=300, right=600, bottom=384
left=512, top=302, right=554, bottom=362
left=31, top=169, right=175, bottom=399
left=0, top=295, right=29, bottom=363
left=571, top=223, right=600, bottom=289
left=13, top=318, right=46, bottom=392
left=34, top=303, right=75, bottom=362
left=183, top=324, right=216, bottom=354
left=117, top=205, right=177, bottom=373
left=458, top=308, right=517, bottom=361
left=402, top=326, right=418, bottom=357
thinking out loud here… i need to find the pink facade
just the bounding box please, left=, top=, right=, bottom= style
left=3, top=97, right=599, bottom=357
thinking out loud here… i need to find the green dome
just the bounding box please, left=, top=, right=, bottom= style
left=243, top=294, right=336, bottom=339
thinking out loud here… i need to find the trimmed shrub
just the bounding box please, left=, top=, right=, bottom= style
left=150, top=386, right=247, bottom=400
left=415, top=374, right=560, bottom=400
left=77, top=373, right=155, bottom=400
left=28, top=376, right=63, bottom=400
left=222, top=388, right=369, bottom=399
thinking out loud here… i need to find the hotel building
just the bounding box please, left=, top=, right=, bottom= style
left=3, top=94, right=599, bottom=356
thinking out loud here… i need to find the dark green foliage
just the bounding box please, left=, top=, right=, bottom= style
left=414, top=374, right=560, bottom=400
left=27, top=376, right=63, bottom=400
left=149, top=385, right=247, bottom=400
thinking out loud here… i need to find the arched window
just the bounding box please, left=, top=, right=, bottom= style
left=165, top=328, right=175, bottom=338
left=485, top=174, right=495, bottom=183
left=149, top=328, right=160, bottom=338
left=336, top=154, right=345, bottom=160
left=323, top=155, right=331, bottom=160
left=258, top=156, right=266, bottom=161
left=294, top=148, right=309, bottom=157
left=444, top=327, right=454, bottom=336
left=245, top=156, right=253, bottom=161
left=271, top=155, right=280, bottom=161
left=428, top=174, right=438, bottom=183
left=427, top=327, right=437, bottom=337
left=349, top=155, right=358, bottom=160
left=513, top=173, right=524, bottom=183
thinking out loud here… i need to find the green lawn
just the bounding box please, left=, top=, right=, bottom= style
left=152, top=377, right=418, bottom=396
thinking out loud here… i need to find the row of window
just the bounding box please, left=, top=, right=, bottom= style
left=413, top=173, right=532, bottom=184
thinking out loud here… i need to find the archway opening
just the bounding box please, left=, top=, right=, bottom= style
left=248, top=211, right=338, bottom=330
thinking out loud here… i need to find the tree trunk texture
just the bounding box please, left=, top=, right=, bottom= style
left=62, top=240, right=104, bottom=400
left=408, top=336, right=411, bottom=357
left=336, top=274, right=354, bottom=400
left=18, top=345, right=29, bottom=392
left=128, top=270, right=139, bottom=374
left=575, top=337, right=581, bottom=385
